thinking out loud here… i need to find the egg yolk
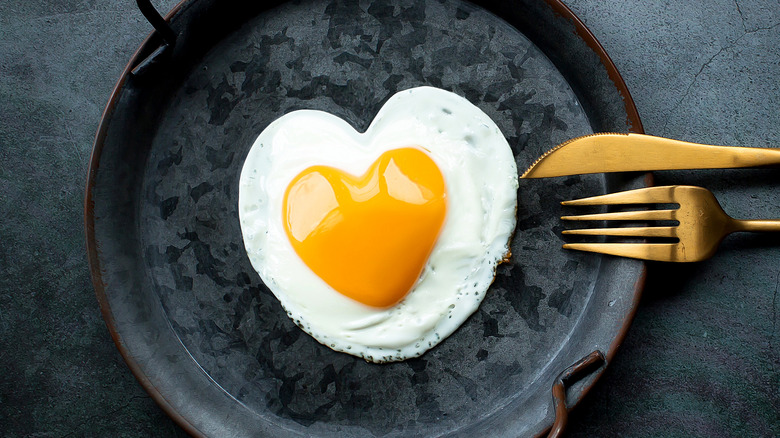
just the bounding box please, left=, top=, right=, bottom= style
left=283, top=147, right=447, bottom=308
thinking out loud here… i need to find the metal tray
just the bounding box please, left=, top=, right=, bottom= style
left=86, top=0, right=648, bottom=436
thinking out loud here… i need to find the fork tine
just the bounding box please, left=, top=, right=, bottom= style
left=561, top=209, right=676, bottom=221
left=562, top=226, right=677, bottom=238
left=563, top=242, right=678, bottom=261
left=562, top=186, right=677, bottom=206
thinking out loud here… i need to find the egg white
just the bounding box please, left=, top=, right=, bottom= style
left=238, top=86, right=518, bottom=362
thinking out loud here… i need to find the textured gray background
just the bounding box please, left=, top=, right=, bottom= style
left=1, top=0, right=778, bottom=437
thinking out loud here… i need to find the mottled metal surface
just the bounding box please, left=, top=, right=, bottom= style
left=88, top=0, right=644, bottom=436
left=1, top=0, right=777, bottom=437
left=140, top=0, right=600, bottom=429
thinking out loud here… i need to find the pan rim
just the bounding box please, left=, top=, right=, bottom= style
left=83, top=0, right=648, bottom=436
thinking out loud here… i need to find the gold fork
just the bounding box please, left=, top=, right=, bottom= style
left=561, top=185, right=780, bottom=262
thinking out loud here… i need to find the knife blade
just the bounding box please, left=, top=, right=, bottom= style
left=520, top=133, right=780, bottom=178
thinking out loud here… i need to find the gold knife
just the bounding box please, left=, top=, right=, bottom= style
left=520, top=133, right=780, bottom=178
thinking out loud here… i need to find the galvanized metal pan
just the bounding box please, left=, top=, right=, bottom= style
left=85, top=0, right=648, bottom=436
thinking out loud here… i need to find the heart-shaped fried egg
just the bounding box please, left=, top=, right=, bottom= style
left=238, top=86, right=518, bottom=362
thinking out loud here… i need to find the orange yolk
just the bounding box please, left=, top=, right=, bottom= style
left=282, top=147, right=447, bottom=308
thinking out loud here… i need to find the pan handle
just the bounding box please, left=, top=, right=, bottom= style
left=136, top=0, right=177, bottom=46
left=131, top=0, right=177, bottom=76
left=547, top=350, right=606, bottom=438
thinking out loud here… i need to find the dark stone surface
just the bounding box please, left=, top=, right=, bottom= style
left=1, top=0, right=777, bottom=437
left=561, top=2, right=780, bottom=437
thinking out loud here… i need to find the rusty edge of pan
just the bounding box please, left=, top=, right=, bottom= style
left=538, top=1, right=650, bottom=436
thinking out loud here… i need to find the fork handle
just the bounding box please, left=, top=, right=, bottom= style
left=734, top=219, right=780, bottom=233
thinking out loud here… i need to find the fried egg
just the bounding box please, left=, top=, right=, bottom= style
left=238, top=86, right=518, bottom=362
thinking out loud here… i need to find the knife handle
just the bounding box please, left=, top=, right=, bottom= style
left=622, top=133, right=780, bottom=169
